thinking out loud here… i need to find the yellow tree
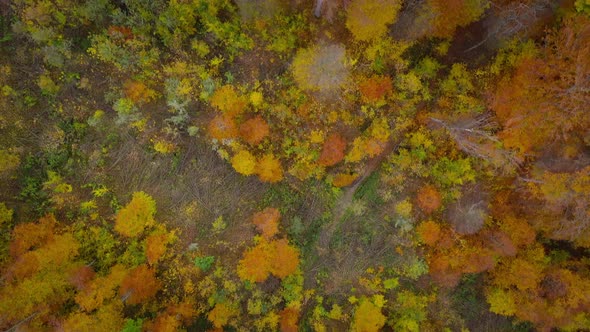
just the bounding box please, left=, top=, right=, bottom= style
left=346, top=0, right=402, bottom=42
left=114, top=191, right=157, bottom=237
left=351, top=297, right=386, bottom=332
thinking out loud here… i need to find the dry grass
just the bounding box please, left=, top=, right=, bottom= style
left=105, top=135, right=267, bottom=254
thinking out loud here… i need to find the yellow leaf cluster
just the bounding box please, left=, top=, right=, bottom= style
left=231, top=150, right=257, bottom=176
left=346, top=0, right=402, bottom=42
left=114, top=191, right=157, bottom=237
left=351, top=298, right=387, bottom=332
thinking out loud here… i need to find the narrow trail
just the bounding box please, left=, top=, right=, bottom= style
left=316, top=139, right=399, bottom=256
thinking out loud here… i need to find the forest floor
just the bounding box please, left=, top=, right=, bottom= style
left=317, top=138, right=400, bottom=257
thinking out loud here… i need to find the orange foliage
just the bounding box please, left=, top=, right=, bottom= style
left=148, top=313, right=180, bottom=332
left=257, top=153, right=284, bottom=183
left=365, top=138, right=386, bottom=158
left=6, top=251, right=39, bottom=281
left=279, top=307, right=300, bottom=332
left=237, top=238, right=300, bottom=283
left=76, top=264, right=128, bottom=312
left=147, top=302, right=196, bottom=331
left=416, top=185, right=442, bottom=214
left=237, top=239, right=273, bottom=282
left=146, top=233, right=170, bottom=264
left=426, top=0, right=487, bottom=38
left=428, top=254, right=462, bottom=287
left=69, top=265, right=96, bottom=291
left=108, top=25, right=133, bottom=41
left=491, top=16, right=590, bottom=156
left=416, top=220, right=441, bottom=246
left=271, top=239, right=300, bottom=279
left=462, top=251, right=495, bottom=274
left=123, top=80, right=156, bottom=103
left=119, top=264, right=161, bottom=305
left=252, top=207, right=280, bottom=239
left=483, top=230, right=517, bottom=257
left=210, top=85, right=247, bottom=116
left=10, top=214, right=56, bottom=257
left=239, top=116, right=270, bottom=145
left=358, top=75, right=393, bottom=103
left=318, top=133, right=347, bottom=167
left=208, top=115, right=238, bottom=140
left=485, top=244, right=590, bottom=330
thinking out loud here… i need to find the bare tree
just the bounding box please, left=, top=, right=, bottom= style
left=465, top=0, right=555, bottom=52
left=430, top=114, right=522, bottom=174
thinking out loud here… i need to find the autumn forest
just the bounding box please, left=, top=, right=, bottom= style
left=0, top=0, right=589, bottom=331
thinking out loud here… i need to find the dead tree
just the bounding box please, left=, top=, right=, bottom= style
left=430, top=114, right=522, bottom=173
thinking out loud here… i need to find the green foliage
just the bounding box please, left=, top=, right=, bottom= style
left=18, top=155, right=50, bottom=215
left=575, top=0, right=590, bottom=15
left=431, top=157, right=476, bottom=188
left=0, top=203, right=12, bottom=225
left=195, top=256, right=216, bottom=272
left=281, top=270, right=304, bottom=305
left=119, top=239, right=147, bottom=267
left=263, top=14, right=307, bottom=55
left=353, top=173, right=382, bottom=204
left=391, top=290, right=431, bottom=332
left=121, top=318, right=144, bottom=332
left=0, top=149, right=19, bottom=174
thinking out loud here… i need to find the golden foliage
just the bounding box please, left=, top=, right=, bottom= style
left=351, top=298, right=387, bottom=332
left=62, top=302, right=125, bottom=332
left=240, top=116, right=270, bottom=145
left=257, top=153, right=284, bottom=183
left=210, top=85, right=247, bottom=116
left=119, top=264, right=161, bottom=305
left=231, top=150, right=257, bottom=176
left=145, top=233, right=170, bottom=264
left=346, top=0, right=402, bottom=42
left=252, top=207, right=280, bottom=239
left=114, top=191, right=157, bottom=237
left=426, top=0, right=488, bottom=38
left=208, top=303, right=236, bottom=329
left=76, top=264, right=128, bottom=312
left=333, top=173, right=358, bottom=187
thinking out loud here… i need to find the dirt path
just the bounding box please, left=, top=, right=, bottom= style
left=316, top=139, right=399, bottom=256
